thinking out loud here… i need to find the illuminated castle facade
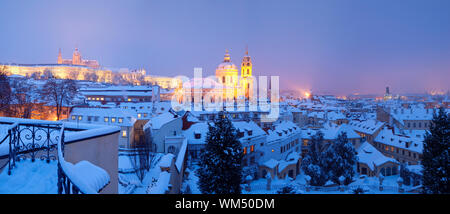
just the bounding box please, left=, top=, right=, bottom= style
left=57, top=48, right=100, bottom=69
left=2, top=48, right=112, bottom=82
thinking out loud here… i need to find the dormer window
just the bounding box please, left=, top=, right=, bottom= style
left=247, top=130, right=253, bottom=136
left=194, top=132, right=201, bottom=139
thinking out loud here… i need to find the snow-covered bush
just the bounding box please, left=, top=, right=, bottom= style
left=277, top=184, right=299, bottom=194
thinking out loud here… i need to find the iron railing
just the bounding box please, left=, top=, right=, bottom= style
left=56, top=124, right=84, bottom=194
left=0, top=122, right=63, bottom=175
left=0, top=122, right=87, bottom=194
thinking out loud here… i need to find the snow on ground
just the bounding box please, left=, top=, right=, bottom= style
left=0, top=159, right=58, bottom=194
left=118, top=153, right=165, bottom=194
left=181, top=165, right=201, bottom=194
left=244, top=173, right=415, bottom=194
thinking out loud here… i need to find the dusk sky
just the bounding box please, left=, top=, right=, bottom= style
left=0, top=0, right=449, bottom=95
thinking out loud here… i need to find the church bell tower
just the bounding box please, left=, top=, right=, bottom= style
left=241, top=47, right=253, bottom=99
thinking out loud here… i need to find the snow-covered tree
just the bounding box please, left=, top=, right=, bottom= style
left=277, top=184, right=298, bottom=194
left=301, top=131, right=328, bottom=186
left=197, top=112, right=243, bottom=194
left=322, top=132, right=357, bottom=185
left=41, top=78, right=78, bottom=120
left=422, top=107, right=449, bottom=194
left=400, top=163, right=411, bottom=186
left=0, top=69, right=11, bottom=114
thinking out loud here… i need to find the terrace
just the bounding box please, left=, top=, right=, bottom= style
left=0, top=117, right=119, bottom=194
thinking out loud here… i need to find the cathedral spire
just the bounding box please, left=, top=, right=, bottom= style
left=57, top=48, right=62, bottom=64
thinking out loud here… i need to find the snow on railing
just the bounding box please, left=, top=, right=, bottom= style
left=57, top=125, right=110, bottom=194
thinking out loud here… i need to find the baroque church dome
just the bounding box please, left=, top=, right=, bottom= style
left=216, top=50, right=238, bottom=73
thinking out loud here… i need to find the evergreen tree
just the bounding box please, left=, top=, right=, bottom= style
left=400, top=163, right=411, bottom=186
left=422, top=107, right=450, bottom=194
left=197, top=112, right=243, bottom=194
left=301, top=131, right=328, bottom=186
left=323, top=132, right=358, bottom=185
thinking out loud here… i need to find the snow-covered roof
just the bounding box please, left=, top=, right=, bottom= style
left=326, top=111, right=347, bottom=121
left=390, top=107, right=436, bottom=124
left=349, top=119, right=385, bottom=135
left=233, top=121, right=267, bottom=141
left=262, top=159, right=278, bottom=169
left=80, top=85, right=155, bottom=92
left=307, top=111, right=326, bottom=119
left=182, top=122, right=209, bottom=145
left=300, top=123, right=361, bottom=141
left=266, top=121, right=300, bottom=143
left=321, top=123, right=361, bottom=140
left=374, top=128, right=423, bottom=153
left=144, top=111, right=179, bottom=130
left=357, top=141, right=398, bottom=171
left=402, top=129, right=427, bottom=140
left=80, top=85, right=156, bottom=97
left=278, top=152, right=300, bottom=173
